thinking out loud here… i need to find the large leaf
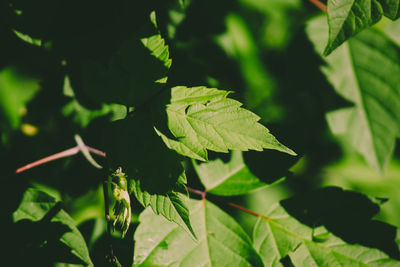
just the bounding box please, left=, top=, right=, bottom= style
left=253, top=202, right=399, bottom=266
left=324, top=0, right=383, bottom=55
left=307, top=16, right=400, bottom=173
left=133, top=199, right=263, bottom=266
left=193, top=151, right=274, bottom=196
left=13, top=188, right=93, bottom=266
left=80, top=19, right=171, bottom=107
left=130, top=173, right=195, bottom=237
left=162, top=86, right=296, bottom=160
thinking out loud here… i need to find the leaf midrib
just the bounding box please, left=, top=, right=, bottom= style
left=347, top=37, right=382, bottom=171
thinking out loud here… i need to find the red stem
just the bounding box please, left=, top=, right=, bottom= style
left=308, top=0, right=327, bottom=12
left=186, top=186, right=206, bottom=200
left=16, top=145, right=106, bottom=174
left=228, top=202, right=267, bottom=219
left=186, top=186, right=269, bottom=219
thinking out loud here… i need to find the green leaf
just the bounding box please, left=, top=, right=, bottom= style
left=307, top=16, right=400, bottom=173
left=162, top=86, right=296, bottom=160
left=12, top=29, right=42, bottom=47
left=194, top=151, right=278, bottom=196
left=133, top=199, right=263, bottom=267
left=324, top=0, right=383, bottom=55
left=104, top=114, right=194, bottom=235
left=0, top=68, right=40, bottom=129
left=81, top=24, right=171, bottom=106
left=62, top=76, right=125, bottom=127
left=380, top=0, right=400, bottom=19
left=110, top=168, right=132, bottom=237
left=253, top=203, right=399, bottom=266
left=13, top=188, right=93, bottom=267
left=104, top=114, right=184, bottom=194
left=131, top=173, right=195, bottom=237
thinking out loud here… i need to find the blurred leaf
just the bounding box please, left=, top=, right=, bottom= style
left=322, top=155, right=400, bottom=228
left=380, top=0, right=400, bottom=19
left=193, top=151, right=274, bottom=196
left=62, top=76, right=125, bottom=127
left=131, top=173, right=195, bottom=237
left=307, top=16, right=400, bottom=173
left=0, top=68, right=40, bottom=129
left=81, top=30, right=171, bottom=106
left=162, top=86, right=296, bottom=161
left=253, top=202, right=399, bottom=266
left=12, top=29, right=41, bottom=46
left=385, top=18, right=400, bottom=45
left=133, top=199, right=263, bottom=266
left=13, top=188, right=93, bottom=266
left=217, top=13, right=283, bottom=121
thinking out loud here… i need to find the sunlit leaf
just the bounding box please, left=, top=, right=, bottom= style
left=194, top=151, right=273, bottom=196
left=131, top=173, right=195, bottom=237
left=161, top=86, right=296, bottom=160
left=308, top=16, right=400, bottom=173
left=253, top=203, right=399, bottom=266
left=13, top=188, right=93, bottom=267
left=133, top=199, right=263, bottom=266
left=324, top=0, right=383, bottom=55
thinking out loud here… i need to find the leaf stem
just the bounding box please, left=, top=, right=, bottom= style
left=308, top=0, right=327, bottom=12
left=228, top=202, right=267, bottom=219
left=186, top=187, right=269, bottom=219
left=186, top=186, right=206, bottom=200
left=15, top=144, right=106, bottom=173
left=103, top=177, right=116, bottom=261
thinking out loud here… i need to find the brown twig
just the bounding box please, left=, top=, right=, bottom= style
left=308, top=0, right=327, bottom=12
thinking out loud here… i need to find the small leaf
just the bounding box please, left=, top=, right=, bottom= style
left=324, top=0, right=383, bottom=55
left=308, top=16, right=400, bottom=173
left=253, top=203, right=399, bottom=266
left=131, top=173, right=195, bottom=237
left=163, top=86, right=296, bottom=160
left=133, top=199, right=263, bottom=266
left=13, top=188, right=93, bottom=266
left=194, top=151, right=277, bottom=196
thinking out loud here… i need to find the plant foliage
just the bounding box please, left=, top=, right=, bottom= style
left=2, top=0, right=400, bottom=266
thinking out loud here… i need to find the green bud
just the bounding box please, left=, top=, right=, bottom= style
left=110, top=167, right=131, bottom=237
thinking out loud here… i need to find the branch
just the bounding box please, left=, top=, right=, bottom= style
left=308, top=0, right=327, bottom=12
